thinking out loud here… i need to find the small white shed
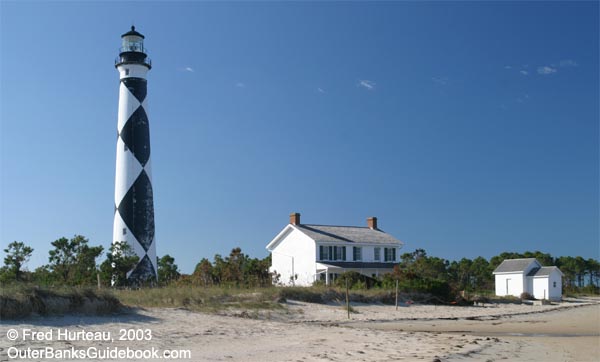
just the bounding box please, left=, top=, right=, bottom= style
left=493, top=258, right=563, bottom=301
left=529, top=266, right=563, bottom=301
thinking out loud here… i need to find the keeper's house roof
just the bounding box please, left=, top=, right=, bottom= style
left=493, top=258, right=539, bottom=274
left=266, top=214, right=403, bottom=251
left=294, top=224, right=402, bottom=245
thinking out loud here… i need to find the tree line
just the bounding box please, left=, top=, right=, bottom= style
left=2, top=237, right=598, bottom=295
left=0, top=236, right=180, bottom=287
left=392, top=249, right=600, bottom=294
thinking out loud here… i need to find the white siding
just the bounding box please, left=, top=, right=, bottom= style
left=117, top=63, right=149, bottom=79
left=548, top=270, right=563, bottom=300
left=526, top=275, right=534, bottom=295
left=532, top=277, right=549, bottom=300
left=364, top=247, right=375, bottom=262
left=495, top=273, right=524, bottom=297
left=366, top=246, right=394, bottom=262
left=532, top=271, right=562, bottom=301
left=269, top=228, right=316, bottom=286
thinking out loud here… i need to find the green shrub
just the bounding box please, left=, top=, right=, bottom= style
left=520, top=292, right=535, bottom=300
left=333, top=271, right=379, bottom=289
left=278, top=287, right=325, bottom=303
left=381, top=274, right=452, bottom=302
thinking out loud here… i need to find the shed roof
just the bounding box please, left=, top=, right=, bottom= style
left=294, top=224, right=402, bottom=245
left=526, top=266, right=563, bottom=277
left=493, top=258, right=538, bottom=273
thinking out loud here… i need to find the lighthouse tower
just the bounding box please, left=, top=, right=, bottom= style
left=113, top=26, right=157, bottom=284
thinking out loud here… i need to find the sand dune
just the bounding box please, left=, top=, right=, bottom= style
left=1, top=298, right=598, bottom=362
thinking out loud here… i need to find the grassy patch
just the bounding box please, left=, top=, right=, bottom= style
left=0, top=285, right=121, bottom=319
left=112, top=286, right=284, bottom=313
left=1, top=284, right=460, bottom=319
left=112, top=286, right=406, bottom=313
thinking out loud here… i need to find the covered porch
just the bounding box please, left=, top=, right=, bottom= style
left=315, top=262, right=396, bottom=285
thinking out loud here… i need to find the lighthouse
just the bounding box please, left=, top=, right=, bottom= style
left=113, top=26, right=157, bottom=284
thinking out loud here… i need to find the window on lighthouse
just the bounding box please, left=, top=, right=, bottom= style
left=122, top=36, right=144, bottom=52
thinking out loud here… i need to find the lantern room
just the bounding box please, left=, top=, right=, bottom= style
left=115, top=26, right=151, bottom=69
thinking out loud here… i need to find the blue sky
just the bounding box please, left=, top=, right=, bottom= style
left=1, top=1, right=598, bottom=274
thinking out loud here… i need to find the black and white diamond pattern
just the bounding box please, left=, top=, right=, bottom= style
left=113, top=76, right=157, bottom=284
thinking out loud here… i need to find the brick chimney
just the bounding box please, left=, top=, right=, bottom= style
left=367, top=216, right=378, bottom=229
left=290, top=212, right=301, bottom=225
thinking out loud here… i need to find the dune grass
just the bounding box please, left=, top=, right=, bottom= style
left=112, top=286, right=285, bottom=313
left=0, top=284, right=121, bottom=319
left=1, top=284, right=459, bottom=319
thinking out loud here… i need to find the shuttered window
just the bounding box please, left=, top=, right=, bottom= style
left=319, top=245, right=346, bottom=261
left=353, top=247, right=362, bottom=261
left=384, top=248, right=396, bottom=262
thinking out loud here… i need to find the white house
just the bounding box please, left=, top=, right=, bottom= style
left=266, top=213, right=403, bottom=286
left=493, top=258, right=563, bottom=301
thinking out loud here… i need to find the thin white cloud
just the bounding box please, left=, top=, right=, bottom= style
left=235, top=82, right=246, bottom=88
left=520, top=70, right=529, bottom=75
left=537, top=66, right=557, bottom=75
left=358, top=80, right=375, bottom=90
left=177, top=67, right=195, bottom=73
left=431, top=76, right=448, bottom=85
left=317, top=87, right=325, bottom=93
left=559, top=59, right=578, bottom=67
left=504, top=65, right=512, bottom=69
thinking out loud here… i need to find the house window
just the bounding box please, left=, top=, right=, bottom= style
left=553, top=281, right=557, bottom=288
left=374, top=247, right=381, bottom=261
left=125, top=68, right=130, bottom=75
left=319, top=245, right=329, bottom=260
left=353, top=247, right=362, bottom=261
left=122, top=228, right=127, bottom=235
left=320, top=246, right=346, bottom=261
left=384, top=247, right=396, bottom=262
left=334, top=246, right=346, bottom=261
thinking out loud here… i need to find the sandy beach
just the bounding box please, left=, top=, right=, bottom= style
left=1, top=298, right=598, bottom=362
